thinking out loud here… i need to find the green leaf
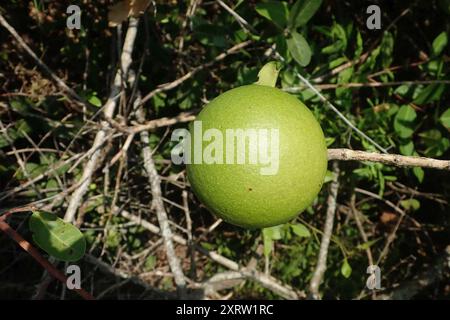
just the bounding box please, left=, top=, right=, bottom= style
left=440, top=108, right=450, bottom=129
left=144, top=255, right=157, bottom=271
left=262, top=228, right=274, bottom=257
left=323, top=169, right=335, bottom=183
left=413, top=167, right=424, bottom=183
left=428, top=138, right=450, bottom=157
left=255, top=1, right=289, bottom=29
left=18, top=162, right=47, bottom=179
left=106, top=229, right=121, bottom=248
left=394, top=105, right=417, bottom=138
left=263, top=238, right=273, bottom=258
left=419, top=129, right=442, bottom=143
left=287, top=31, right=312, bottom=66
left=355, top=30, right=363, bottom=58
left=255, top=61, right=281, bottom=87
left=356, top=238, right=380, bottom=251
left=321, top=22, right=347, bottom=54
left=262, top=225, right=284, bottom=257
left=400, top=199, right=421, bottom=211
left=419, top=129, right=450, bottom=157
left=264, top=225, right=283, bottom=240
left=288, top=0, right=322, bottom=29
left=432, top=32, right=448, bottom=56
left=336, top=67, right=353, bottom=98
left=413, top=84, right=445, bottom=105
left=29, top=211, right=86, bottom=262
left=45, top=179, right=58, bottom=197
left=290, top=223, right=311, bottom=237
left=195, top=24, right=228, bottom=47
left=88, top=95, right=102, bottom=107
left=399, top=140, right=414, bottom=156
left=341, top=259, right=352, bottom=278
left=380, top=31, right=394, bottom=68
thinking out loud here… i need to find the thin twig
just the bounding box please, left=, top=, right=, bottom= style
left=285, top=80, right=450, bottom=91
left=125, top=110, right=198, bottom=134
left=292, top=70, right=388, bottom=154
left=135, top=94, right=187, bottom=298
left=309, top=161, right=340, bottom=299
left=216, top=0, right=256, bottom=34
left=84, top=254, right=174, bottom=298
left=328, top=148, right=450, bottom=171
left=354, top=187, right=410, bottom=265
left=350, top=194, right=374, bottom=266
left=139, top=40, right=251, bottom=105
left=182, top=190, right=196, bottom=279
left=212, top=1, right=388, bottom=153
left=376, top=246, right=450, bottom=300
left=0, top=13, right=90, bottom=108
left=64, top=17, right=139, bottom=223
left=118, top=208, right=301, bottom=299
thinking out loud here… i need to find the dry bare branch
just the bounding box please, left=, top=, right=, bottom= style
left=117, top=207, right=302, bottom=299
left=328, top=148, right=450, bottom=171
left=309, top=161, right=340, bottom=299
left=135, top=95, right=187, bottom=298
left=64, top=17, right=139, bottom=223
left=0, top=13, right=89, bottom=108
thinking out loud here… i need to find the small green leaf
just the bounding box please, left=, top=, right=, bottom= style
left=419, top=129, right=450, bottom=157
left=440, top=108, right=450, bottom=129
left=264, top=225, right=283, bottom=240
left=262, top=229, right=274, bottom=257
left=88, top=95, right=102, bottom=107
left=144, top=255, right=157, bottom=271
left=262, top=225, right=284, bottom=258
left=255, top=1, right=289, bottom=29
left=201, top=242, right=214, bottom=251
left=356, top=238, right=381, bottom=251
left=323, top=169, right=335, bottom=183
left=288, top=0, right=322, bottom=29
left=106, top=229, right=121, bottom=249
left=290, top=223, right=311, bottom=237
left=336, top=67, right=353, bottom=98
left=321, top=22, right=347, bottom=54
left=255, top=61, right=281, bottom=87
left=399, top=140, right=414, bottom=156
left=419, top=129, right=442, bottom=143
left=380, top=31, right=394, bottom=68
left=400, top=199, right=421, bottom=211
left=29, top=211, right=86, bottom=262
left=394, top=105, right=417, bottom=138
left=413, top=84, right=445, bottom=105
left=432, top=32, right=448, bottom=56
left=287, top=31, right=312, bottom=66
left=341, top=259, right=352, bottom=278
left=413, top=167, right=424, bottom=183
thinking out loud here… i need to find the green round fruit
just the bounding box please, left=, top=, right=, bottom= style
left=186, top=83, right=327, bottom=229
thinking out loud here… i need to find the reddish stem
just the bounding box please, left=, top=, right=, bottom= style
left=0, top=205, right=37, bottom=221
left=0, top=215, right=95, bottom=300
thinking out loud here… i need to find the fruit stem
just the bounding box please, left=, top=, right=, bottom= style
left=255, top=61, right=281, bottom=87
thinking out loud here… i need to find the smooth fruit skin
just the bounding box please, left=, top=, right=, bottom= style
left=186, top=84, right=328, bottom=229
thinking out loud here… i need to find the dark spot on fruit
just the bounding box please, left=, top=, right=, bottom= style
left=248, top=188, right=253, bottom=191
